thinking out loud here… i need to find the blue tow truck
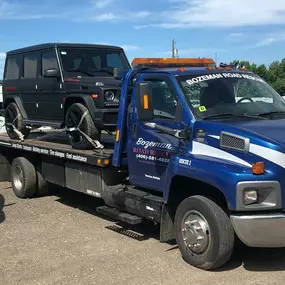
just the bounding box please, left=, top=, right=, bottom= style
left=1, top=60, right=285, bottom=270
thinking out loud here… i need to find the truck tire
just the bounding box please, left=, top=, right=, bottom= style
left=65, top=103, right=100, bottom=149
left=5, top=102, right=30, bottom=140
left=174, top=195, right=234, bottom=270
left=11, top=157, right=36, bottom=198
left=35, top=170, right=49, bottom=196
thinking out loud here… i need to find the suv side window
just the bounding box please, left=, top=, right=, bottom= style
left=4, top=56, right=20, bottom=80
left=23, top=53, right=38, bottom=78
left=147, top=78, right=178, bottom=121
left=42, top=50, right=59, bottom=74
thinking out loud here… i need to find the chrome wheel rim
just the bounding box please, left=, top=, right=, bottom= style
left=13, top=165, right=24, bottom=191
left=181, top=210, right=211, bottom=255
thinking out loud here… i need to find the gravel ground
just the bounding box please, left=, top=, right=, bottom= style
left=1, top=181, right=285, bottom=285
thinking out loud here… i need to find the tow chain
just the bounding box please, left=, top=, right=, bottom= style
left=5, top=114, right=25, bottom=141
left=4, top=110, right=105, bottom=150
left=65, top=110, right=104, bottom=149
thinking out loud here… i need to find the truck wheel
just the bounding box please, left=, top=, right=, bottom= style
left=35, top=170, right=49, bottom=196
left=5, top=102, right=30, bottom=140
left=174, top=195, right=234, bottom=270
left=11, top=157, right=36, bottom=198
left=65, top=103, right=100, bottom=149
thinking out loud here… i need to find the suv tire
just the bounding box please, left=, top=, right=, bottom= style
left=5, top=102, right=30, bottom=140
left=65, top=103, right=100, bottom=149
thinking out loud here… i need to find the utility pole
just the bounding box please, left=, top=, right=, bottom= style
left=172, top=39, right=176, bottom=58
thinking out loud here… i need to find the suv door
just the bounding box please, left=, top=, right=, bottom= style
left=20, top=51, right=40, bottom=118
left=38, top=49, right=64, bottom=121
left=3, top=55, right=21, bottom=108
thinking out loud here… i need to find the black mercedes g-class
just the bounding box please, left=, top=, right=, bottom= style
left=3, top=43, right=131, bottom=149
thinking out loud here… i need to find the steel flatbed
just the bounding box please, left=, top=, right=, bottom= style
left=0, top=130, right=127, bottom=198
left=0, top=130, right=115, bottom=167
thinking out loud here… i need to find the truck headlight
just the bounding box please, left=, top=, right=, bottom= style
left=244, top=190, right=258, bottom=205
left=105, top=91, right=115, bottom=101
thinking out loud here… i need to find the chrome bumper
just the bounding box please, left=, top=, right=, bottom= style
left=231, top=214, right=285, bottom=247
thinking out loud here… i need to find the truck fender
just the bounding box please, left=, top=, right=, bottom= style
left=64, top=94, right=97, bottom=123
left=163, top=155, right=251, bottom=211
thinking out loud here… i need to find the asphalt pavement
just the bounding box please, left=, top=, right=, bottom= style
left=0, top=181, right=285, bottom=285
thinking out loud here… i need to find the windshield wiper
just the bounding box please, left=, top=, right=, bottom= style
left=203, top=113, right=267, bottom=120
left=257, top=111, right=285, bottom=117
left=67, top=69, right=94, bottom=77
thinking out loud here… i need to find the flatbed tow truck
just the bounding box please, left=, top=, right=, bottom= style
left=2, top=60, right=285, bottom=270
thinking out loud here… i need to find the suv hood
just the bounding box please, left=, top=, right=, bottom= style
left=67, top=76, right=122, bottom=87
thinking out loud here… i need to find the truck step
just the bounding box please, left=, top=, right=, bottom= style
left=96, top=206, right=142, bottom=225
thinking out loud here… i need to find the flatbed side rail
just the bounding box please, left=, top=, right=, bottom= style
left=0, top=134, right=112, bottom=168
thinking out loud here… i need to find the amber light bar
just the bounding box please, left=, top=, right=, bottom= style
left=132, top=57, right=216, bottom=68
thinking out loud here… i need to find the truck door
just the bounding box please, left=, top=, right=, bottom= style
left=128, top=75, right=184, bottom=192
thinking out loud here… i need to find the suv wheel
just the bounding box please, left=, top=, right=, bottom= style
left=5, top=102, right=30, bottom=140
left=65, top=103, right=100, bottom=149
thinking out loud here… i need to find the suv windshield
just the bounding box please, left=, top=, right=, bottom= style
left=59, top=47, right=130, bottom=77
left=177, top=71, right=285, bottom=120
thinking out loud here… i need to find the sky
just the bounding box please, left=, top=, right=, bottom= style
left=1, top=0, right=285, bottom=77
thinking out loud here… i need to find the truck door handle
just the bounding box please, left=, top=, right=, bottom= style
left=132, top=123, right=137, bottom=138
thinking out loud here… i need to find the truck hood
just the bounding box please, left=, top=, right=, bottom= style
left=192, top=118, right=285, bottom=170
left=228, top=118, right=285, bottom=146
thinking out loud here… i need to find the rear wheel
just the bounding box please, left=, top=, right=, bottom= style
left=65, top=103, right=100, bottom=149
left=174, top=195, right=234, bottom=270
left=5, top=102, right=30, bottom=139
left=11, top=157, right=36, bottom=199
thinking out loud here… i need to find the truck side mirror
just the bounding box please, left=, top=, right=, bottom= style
left=43, top=68, right=59, bottom=78
left=136, top=81, right=154, bottom=121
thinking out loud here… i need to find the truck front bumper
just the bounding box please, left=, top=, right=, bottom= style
left=231, top=213, right=285, bottom=247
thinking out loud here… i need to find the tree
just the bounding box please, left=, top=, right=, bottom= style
left=231, top=58, right=285, bottom=96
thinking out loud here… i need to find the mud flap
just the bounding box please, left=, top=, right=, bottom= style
left=0, top=153, right=10, bottom=182
left=160, top=203, right=175, bottom=243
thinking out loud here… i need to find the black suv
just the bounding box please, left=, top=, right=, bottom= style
left=3, top=43, right=131, bottom=149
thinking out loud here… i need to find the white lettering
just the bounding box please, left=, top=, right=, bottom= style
left=136, top=137, right=172, bottom=150
left=186, top=72, right=263, bottom=85
left=145, top=174, right=161, bottom=180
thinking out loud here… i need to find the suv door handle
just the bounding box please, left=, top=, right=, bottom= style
left=132, top=123, right=137, bottom=139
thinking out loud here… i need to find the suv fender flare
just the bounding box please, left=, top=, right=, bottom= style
left=64, top=95, right=97, bottom=122
left=4, top=96, right=27, bottom=119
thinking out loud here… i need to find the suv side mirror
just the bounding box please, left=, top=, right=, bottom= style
left=136, top=81, right=154, bottom=121
left=43, top=68, right=59, bottom=77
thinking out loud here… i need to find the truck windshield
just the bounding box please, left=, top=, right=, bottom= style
left=58, top=48, right=130, bottom=77
left=177, top=72, right=285, bottom=120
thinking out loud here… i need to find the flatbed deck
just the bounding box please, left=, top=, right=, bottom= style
left=0, top=130, right=115, bottom=167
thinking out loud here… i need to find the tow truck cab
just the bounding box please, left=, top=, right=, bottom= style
left=2, top=62, right=285, bottom=271
left=113, top=65, right=285, bottom=267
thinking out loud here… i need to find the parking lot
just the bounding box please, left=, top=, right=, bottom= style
left=0, top=181, right=285, bottom=285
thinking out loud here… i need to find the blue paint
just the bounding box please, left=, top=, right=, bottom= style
left=112, top=67, right=285, bottom=210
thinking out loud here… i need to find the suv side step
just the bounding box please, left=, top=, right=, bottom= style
left=23, top=119, right=62, bottom=128
left=96, top=206, right=142, bottom=225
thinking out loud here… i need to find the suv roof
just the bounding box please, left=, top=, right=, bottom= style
left=7, top=43, right=124, bottom=56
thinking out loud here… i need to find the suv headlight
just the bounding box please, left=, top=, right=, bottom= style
left=105, top=91, right=115, bottom=101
